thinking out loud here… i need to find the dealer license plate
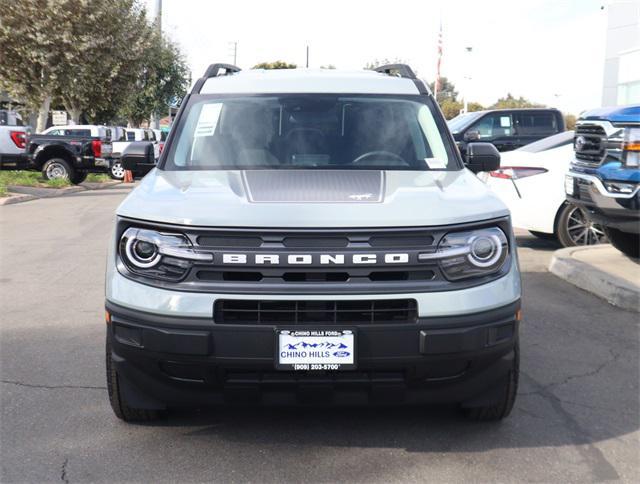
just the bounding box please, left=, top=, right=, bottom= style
left=276, top=329, right=356, bottom=371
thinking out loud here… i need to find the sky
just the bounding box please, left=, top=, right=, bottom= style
left=145, top=0, right=612, bottom=115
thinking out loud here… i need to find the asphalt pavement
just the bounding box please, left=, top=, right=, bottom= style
left=1, top=187, right=638, bottom=483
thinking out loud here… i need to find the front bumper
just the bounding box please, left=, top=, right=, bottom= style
left=566, top=171, right=640, bottom=233
left=106, top=300, right=520, bottom=408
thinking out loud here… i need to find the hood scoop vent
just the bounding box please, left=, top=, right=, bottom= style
left=242, top=170, right=384, bottom=203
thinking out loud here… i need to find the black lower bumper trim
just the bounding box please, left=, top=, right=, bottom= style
left=106, top=300, right=520, bottom=407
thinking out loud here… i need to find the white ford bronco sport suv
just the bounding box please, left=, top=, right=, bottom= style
left=106, top=63, right=522, bottom=422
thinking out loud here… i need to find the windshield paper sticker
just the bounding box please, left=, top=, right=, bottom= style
left=194, top=103, right=223, bottom=137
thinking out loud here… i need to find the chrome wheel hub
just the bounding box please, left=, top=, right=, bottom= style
left=566, top=206, right=607, bottom=245
left=46, top=162, right=68, bottom=179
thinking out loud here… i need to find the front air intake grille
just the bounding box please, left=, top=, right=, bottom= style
left=574, top=124, right=607, bottom=165
left=214, top=299, right=418, bottom=325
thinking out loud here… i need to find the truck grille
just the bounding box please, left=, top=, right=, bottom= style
left=574, top=124, right=606, bottom=165
left=214, top=299, right=418, bottom=325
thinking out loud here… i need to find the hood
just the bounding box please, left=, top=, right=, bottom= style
left=116, top=169, right=509, bottom=228
left=579, top=105, right=640, bottom=124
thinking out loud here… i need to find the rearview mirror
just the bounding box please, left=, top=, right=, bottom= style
left=464, top=129, right=480, bottom=142
left=465, top=142, right=501, bottom=174
left=121, top=141, right=154, bottom=172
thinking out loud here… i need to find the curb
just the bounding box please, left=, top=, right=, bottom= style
left=549, top=246, right=639, bottom=312
left=0, top=193, right=38, bottom=206
left=82, top=180, right=123, bottom=190
left=7, top=185, right=85, bottom=198
left=1, top=181, right=124, bottom=205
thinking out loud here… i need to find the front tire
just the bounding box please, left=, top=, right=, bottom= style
left=110, top=161, right=125, bottom=180
left=42, top=158, right=75, bottom=181
left=604, top=227, right=640, bottom=258
left=464, top=342, right=519, bottom=421
left=556, top=203, right=607, bottom=247
left=106, top=337, right=164, bottom=422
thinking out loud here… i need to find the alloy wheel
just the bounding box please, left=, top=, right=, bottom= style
left=111, top=162, right=125, bottom=179
left=45, top=162, right=69, bottom=179
left=565, top=206, right=607, bottom=245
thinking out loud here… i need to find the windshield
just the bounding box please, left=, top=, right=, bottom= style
left=164, top=94, right=459, bottom=171
left=447, top=111, right=484, bottom=133
left=517, top=130, right=574, bottom=153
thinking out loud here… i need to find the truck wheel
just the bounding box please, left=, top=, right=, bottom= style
left=42, top=158, right=75, bottom=181
left=557, top=203, right=607, bottom=247
left=106, top=338, right=164, bottom=422
left=604, top=227, right=640, bottom=259
left=70, top=170, right=88, bottom=184
left=110, top=161, right=125, bottom=180
left=464, top=342, right=519, bottom=421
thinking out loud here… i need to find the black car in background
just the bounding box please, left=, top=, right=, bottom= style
left=449, top=108, right=565, bottom=156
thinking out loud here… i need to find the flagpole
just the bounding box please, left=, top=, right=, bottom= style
left=435, top=19, right=442, bottom=101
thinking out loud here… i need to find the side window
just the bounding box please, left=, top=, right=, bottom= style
left=126, top=131, right=135, bottom=141
left=143, top=131, right=149, bottom=141
left=516, top=112, right=557, bottom=135
left=471, top=113, right=513, bottom=139
left=48, top=129, right=62, bottom=136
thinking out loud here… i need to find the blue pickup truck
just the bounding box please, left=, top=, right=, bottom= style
left=565, top=105, right=640, bottom=258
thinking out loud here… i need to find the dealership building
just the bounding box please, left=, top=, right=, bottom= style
left=602, top=1, right=640, bottom=106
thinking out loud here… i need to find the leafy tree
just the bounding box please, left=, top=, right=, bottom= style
left=119, top=30, right=190, bottom=127
left=467, top=102, right=485, bottom=112
left=427, top=77, right=458, bottom=104
left=253, top=61, right=297, bottom=69
left=564, top=114, right=576, bottom=130
left=0, top=0, right=150, bottom=129
left=438, top=99, right=462, bottom=120
left=0, top=0, right=65, bottom=131
left=491, top=93, right=544, bottom=109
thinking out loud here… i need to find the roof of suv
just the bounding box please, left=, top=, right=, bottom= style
left=199, top=68, right=426, bottom=95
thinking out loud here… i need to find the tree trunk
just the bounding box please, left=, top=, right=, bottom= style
left=36, top=95, right=52, bottom=133
left=67, top=106, right=82, bottom=125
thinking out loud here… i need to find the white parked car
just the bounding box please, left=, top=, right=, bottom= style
left=109, top=128, right=160, bottom=180
left=482, top=131, right=607, bottom=246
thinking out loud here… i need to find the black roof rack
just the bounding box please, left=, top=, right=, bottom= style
left=373, top=64, right=416, bottom=80
left=203, top=63, right=241, bottom=78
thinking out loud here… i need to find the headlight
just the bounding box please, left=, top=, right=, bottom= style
left=119, top=227, right=212, bottom=280
left=622, top=127, right=640, bottom=168
left=419, top=227, right=509, bottom=280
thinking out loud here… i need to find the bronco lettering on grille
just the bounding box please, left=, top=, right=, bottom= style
left=220, top=253, right=410, bottom=265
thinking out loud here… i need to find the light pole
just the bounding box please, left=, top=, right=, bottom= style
left=229, top=41, right=238, bottom=65
left=462, top=46, right=473, bottom=114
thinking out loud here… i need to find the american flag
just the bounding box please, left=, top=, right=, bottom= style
left=434, top=20, right=443, bottom=99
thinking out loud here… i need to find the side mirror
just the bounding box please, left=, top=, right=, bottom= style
left=465, top=142, right=501, bottom=174
left=121, top=141, right=154, bottom=172
left=464, top=129, right=480, bottom=142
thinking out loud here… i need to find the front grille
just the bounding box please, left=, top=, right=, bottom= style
left=214, top=299, right=418, bottom=325
left=117, top=217, right=513, bottom=294
left=574, top=124, right=606, bottom=165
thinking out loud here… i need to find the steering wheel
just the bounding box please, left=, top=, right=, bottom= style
left=352, top=150, right=408, bottom=166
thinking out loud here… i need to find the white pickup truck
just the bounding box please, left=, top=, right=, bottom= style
left=0, top=110, right=28, bottom=170
left=109, top=128, right=160, bottom=180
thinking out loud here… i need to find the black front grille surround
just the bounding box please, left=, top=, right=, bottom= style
left=574, top=124, right=606, bottom=165
left=116, top=216, right=513, bottom=295
left=214, top=299, right=418, bottom=325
